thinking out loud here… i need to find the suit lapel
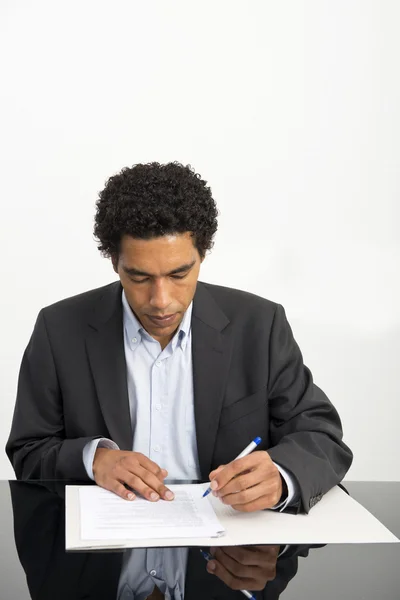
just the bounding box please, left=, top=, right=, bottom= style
left=85, top=282, right=133, bottom=450
left=192, top=283, right=231, bottom=479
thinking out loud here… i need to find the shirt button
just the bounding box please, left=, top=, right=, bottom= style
left=155, top=403, right=162, bottom=411
left=150, top=569, right=157, bottom=577
left=156, top=360, right=161, bottom=367
left=132, top=337, right=138, bottom=343
left=153, top=445, right=161, bottom=452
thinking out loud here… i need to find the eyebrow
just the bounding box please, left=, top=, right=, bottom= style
left=122, top=260, right=196, bottom=278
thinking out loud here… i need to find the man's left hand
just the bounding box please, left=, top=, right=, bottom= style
left=208, top=451, right=283, bottom=512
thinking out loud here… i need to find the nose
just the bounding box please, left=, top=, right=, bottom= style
left=149, top=279, right=172, bottom=312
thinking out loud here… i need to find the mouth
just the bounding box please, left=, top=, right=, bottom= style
left=147, top=313, right=178, bottom=327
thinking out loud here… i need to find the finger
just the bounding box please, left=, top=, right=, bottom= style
left=252, top=545, right=281, bottom=558
left=221, top=472, right=281, bottom=507
left=117, top=455, right=174, bottom=500
left=235, top=474, right=281, bottom=507
left=211, top=453, right=264, bottom=492
left=218, top=545, right=279, bottom=579
left=136, top=465, right=175, bottom=500
left=212, top=547, right=264, bottom=579
left=220, top=480, right=265, bottom=506
left=215, top=545, right=268, bottom=567
left=104, top=479, right=137, bottom=501
left=217, top=470, right=258, bottom=499
left=231, top=492, right=280, bottom=512
left=136, top=453, right=169, bottom=481
left=120, top=466, right=175, bottom=502
left=206, top=556, right=257, bottom=591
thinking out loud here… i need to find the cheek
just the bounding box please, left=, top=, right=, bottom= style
left=124, top=285, right=145, bottom=310
left=179, top=284, right=197, bottom=308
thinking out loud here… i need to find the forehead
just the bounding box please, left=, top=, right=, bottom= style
left=119, top=233, right=198, bottom=268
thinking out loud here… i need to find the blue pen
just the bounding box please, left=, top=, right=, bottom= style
left=200, top=549, right=257, bottom=600
left=203, top=437, right=262, bottom=498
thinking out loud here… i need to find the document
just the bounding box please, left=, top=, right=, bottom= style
left=78, top=484, right=225, bottom=541
left=66, top=483, right=399, bottom=551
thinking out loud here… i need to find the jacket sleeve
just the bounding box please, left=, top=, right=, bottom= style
left=6, top=310, right=97, bottom=480
left=266, top=304, right=353, bottom=514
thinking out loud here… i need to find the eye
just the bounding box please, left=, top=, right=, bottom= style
left=130, top=277, right=149, bottom=284
left=171, top=274, right=187, bottom=280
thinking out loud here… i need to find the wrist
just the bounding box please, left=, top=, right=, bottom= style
left=93, top=447, right=113, bottom=477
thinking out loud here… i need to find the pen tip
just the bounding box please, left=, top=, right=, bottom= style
left=254, top=436, right=262, bottom=445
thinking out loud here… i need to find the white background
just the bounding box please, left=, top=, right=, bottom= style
left=0, top=1, right=399, bottom=480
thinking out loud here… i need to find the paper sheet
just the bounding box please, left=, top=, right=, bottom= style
left=66, top=483, right=399, bottom=551
left=79, top=484, right=225, bottom=541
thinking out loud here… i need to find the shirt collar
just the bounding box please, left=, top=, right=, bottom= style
left=177, top=300, right=192, bottom=351
left=122, top=290, right=192, bottom=351
left=122, top=290, right=143, bottom=347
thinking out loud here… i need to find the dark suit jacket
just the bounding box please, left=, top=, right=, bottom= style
left=6, top=280, right=353, bottom=513
left=10, top=480, right=320, bottom=600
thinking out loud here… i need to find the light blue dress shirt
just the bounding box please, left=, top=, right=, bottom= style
left=82, top=290, right=296, bottom=597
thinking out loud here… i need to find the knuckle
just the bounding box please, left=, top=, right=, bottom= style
left=235, top=565, right=248, bottom=578
left=235, top=489, right=249, bottom=504
left=157, top=482, right=168, bottom=494
left=123, top=476, right=139, bottom=494
left=152, top=482, right=162, bottom=495
left=230, top=579, right=241, bottom=591
left=143, top=475, right=162, bottom=494
left=213, top=548, right=223, bottom=562
left=223, top=548, right=237, bottom=563
left=253, top=579, right=265, bottom=591
left=113, top=483, right=125, bottom=497
left=231, top=462, right=241, bottom=476
left=221, top=571, right=232, bottom=588
left=241, top=488, right=251, bottom=502
left=271, top=486, right=281, bottom=501
left=263, top=450, right=272, bottom=462
left=110, top=463, right=119, bottom=476
left=268, top=565, right=277, bottom=580
left=135, top=484, right=149, bottom=497
left=236, top=548, right=248, bottom=563
left=238, top=475, right=249, bottom=490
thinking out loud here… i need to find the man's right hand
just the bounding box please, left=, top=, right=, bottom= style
left=93, top=448, right=175, bottom=502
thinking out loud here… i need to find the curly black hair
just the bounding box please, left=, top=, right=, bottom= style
left=94, top=162, right=218, bottom=259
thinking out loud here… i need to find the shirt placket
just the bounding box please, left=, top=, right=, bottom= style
left=149, top=351, right=168, bottom=467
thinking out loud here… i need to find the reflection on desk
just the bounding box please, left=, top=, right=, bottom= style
left=10, top=480, right=322, bottom=600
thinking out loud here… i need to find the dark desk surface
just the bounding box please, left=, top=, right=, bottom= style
left=0, top=481, right=399, bottom=599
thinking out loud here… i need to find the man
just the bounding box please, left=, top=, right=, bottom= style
left=6, top=161, right=353, bottom=514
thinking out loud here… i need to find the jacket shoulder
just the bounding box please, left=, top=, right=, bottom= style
left=199, top=281, right=279, bottom=318
left=40, top=281, right=119, bottom=321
